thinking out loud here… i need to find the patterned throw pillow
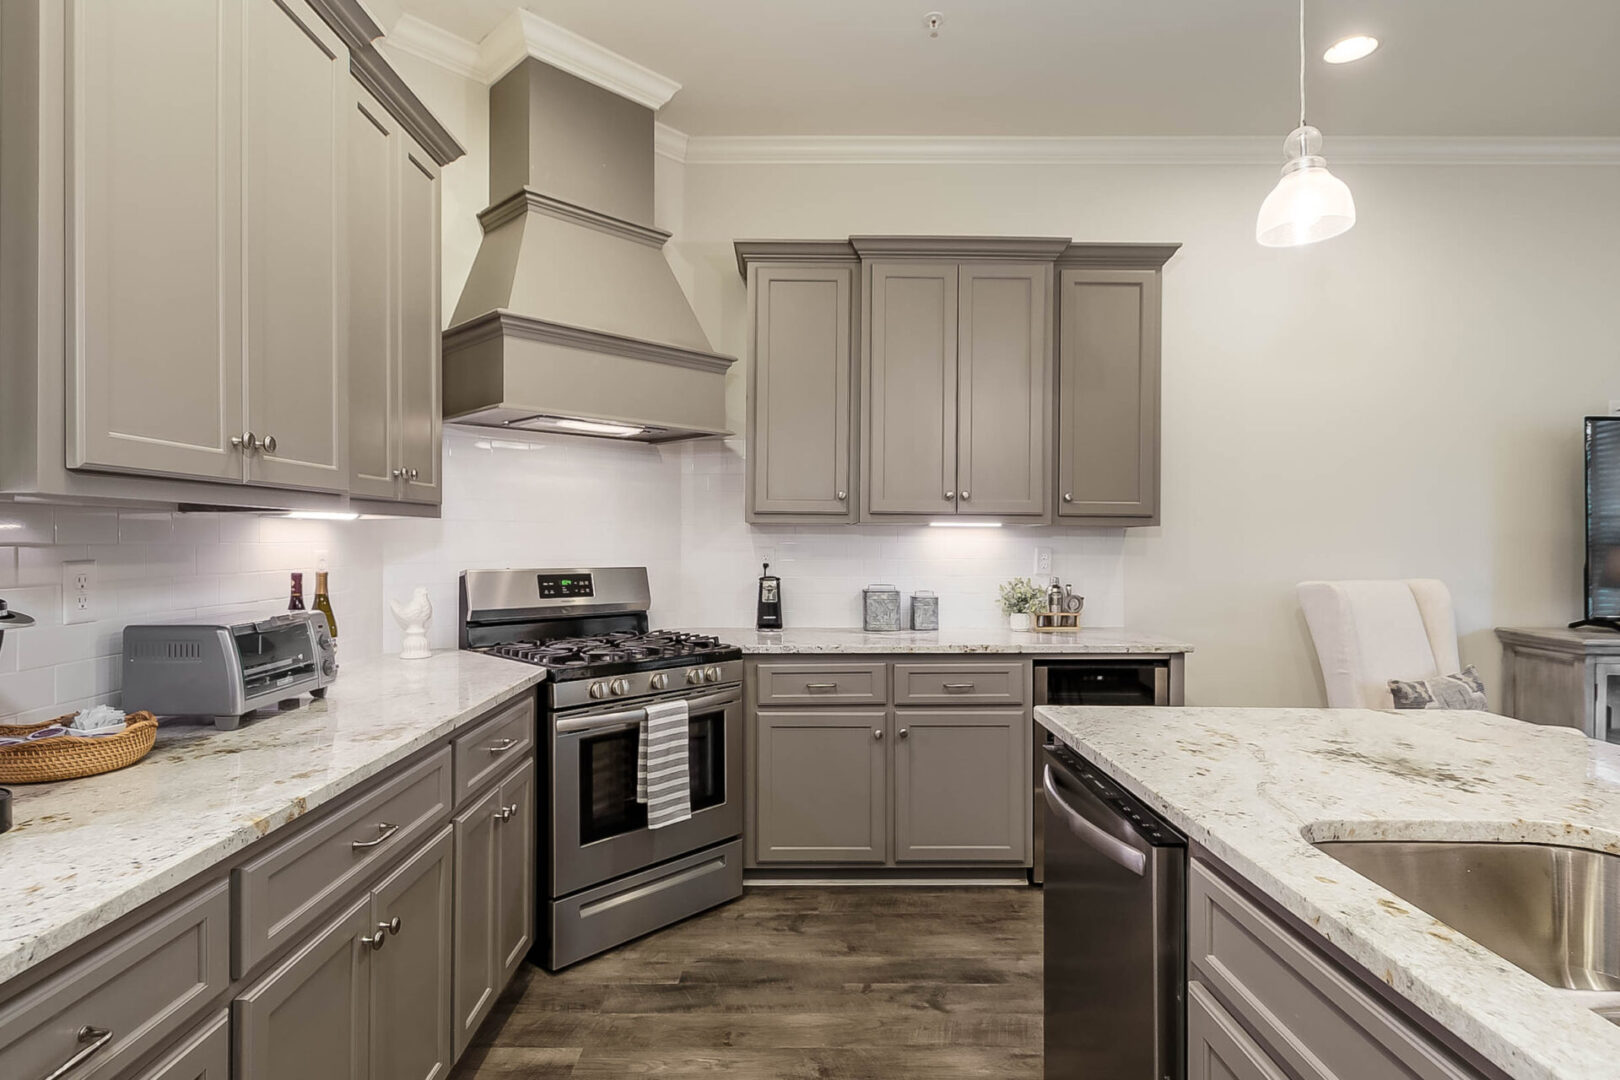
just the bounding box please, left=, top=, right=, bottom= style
left=1388, top=665, right=1488, bottom=710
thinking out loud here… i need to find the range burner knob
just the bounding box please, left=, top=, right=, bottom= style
left=685, top=668, right=703, bottom=686
left=704, top=666, right=721, bottom=683
left=649, top=672, right=669, bottom=691
left=610, top=679, right=630, bottom=696
left=588, top=681, right=609, bottom=700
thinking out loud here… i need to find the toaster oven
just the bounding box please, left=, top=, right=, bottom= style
left=122, top=612, right=337, bottom=730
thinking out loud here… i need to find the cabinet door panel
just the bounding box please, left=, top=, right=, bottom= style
left=754, top=710, right=888, bottom=864
left=243, top=0, right=347, bottom=491
left=234, top=896, right=369, bottom=1080
left=132, top=1012, right=229, bottom=1080
left=397, top=142, right=442, bottom=504
left=452, top=784, right=500, bottom=1058
left=957, top=264, right=1049, bottom=517
left=893, top=709, right=1027, bottom=863
left=1058, top=269, right=1160, bottom=519
left=370, top=827, right=453, bottom=1080
left=346, top=88, right=398, bottom=500
left=750, top=266, right=854, bottom=517
left=1189, top=982, right=1289, bottom=1080
left=496, top=761, right=537, bottom=982
left=865, top=263, right=958, bottom=516
left=67, top=0, right=244, bottom=481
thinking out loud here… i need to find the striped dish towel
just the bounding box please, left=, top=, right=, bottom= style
left=636, top=699, right=692, bottom=829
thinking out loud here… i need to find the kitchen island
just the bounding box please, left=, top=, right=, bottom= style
left=1035, top=704, right=1620, bottom=1080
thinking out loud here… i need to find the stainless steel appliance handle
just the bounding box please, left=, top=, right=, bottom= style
left=42, top=1026, right=113, bottom=1080
left=1153, top=664, right=1170, bottom=704
left=555, top=690, right=738, bottom=735
left=1043, top=765, right=1147, bottom=877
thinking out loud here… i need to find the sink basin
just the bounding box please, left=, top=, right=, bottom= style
left=1313, top=840, right=1620, bottom=992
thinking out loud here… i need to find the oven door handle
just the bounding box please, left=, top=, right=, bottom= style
left=555, top=690, right=738, bottom=735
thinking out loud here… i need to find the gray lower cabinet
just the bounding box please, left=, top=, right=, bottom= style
left=893, top=708, right=1028, bottom=863
left=235, top=895, right=371, bottom=1080
left=745, top=262, right=857, bottom=521
left=132, top=1011, right=231, bottom=1080
left=452, top=760, right=536, bottom=1057
left=347, top=81, right=443, bottom=506
left=754, top=709, right=889, bottom=864
left=369, top=826, right=454, bottom=1080
left=1188, top=981, right=1288, bottom=1080
left=1057, top=267, right=1161, bottom=522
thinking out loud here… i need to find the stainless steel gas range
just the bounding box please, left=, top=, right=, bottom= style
left=460, top=567, right=744, bottom=969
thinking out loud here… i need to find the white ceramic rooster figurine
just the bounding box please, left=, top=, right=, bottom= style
left=390, top=587, right=433, bottom=660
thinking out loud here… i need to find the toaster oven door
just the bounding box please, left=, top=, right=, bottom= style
left=234, top=620, right=319, bottom=699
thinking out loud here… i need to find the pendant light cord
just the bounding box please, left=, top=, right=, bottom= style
left=1298, top=0, right=1307, bottom=129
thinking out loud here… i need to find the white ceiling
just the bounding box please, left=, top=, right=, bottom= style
left=372, top=0, right=1620, bottom=138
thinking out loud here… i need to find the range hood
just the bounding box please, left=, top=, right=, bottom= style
left=443, top=58, right=734, bottom=443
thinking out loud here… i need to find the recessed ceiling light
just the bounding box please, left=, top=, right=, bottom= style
left=1323, top=35, right=1378, bottom=64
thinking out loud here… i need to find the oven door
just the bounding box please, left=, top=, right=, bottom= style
left=551, top=686, right=743, bottom=897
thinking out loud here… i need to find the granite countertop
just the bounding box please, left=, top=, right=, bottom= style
left=682, top=626, right=1194, bottom=654
left=0, top=651, right=542, bottom=987
left=1035, top=704, right=1620, bottom=1080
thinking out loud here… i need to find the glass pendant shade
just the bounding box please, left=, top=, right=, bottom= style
left=1256, top=126, right=1356, bottom=248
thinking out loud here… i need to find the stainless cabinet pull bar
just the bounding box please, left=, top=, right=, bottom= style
left=351, top=822, right=399, bottom=850
left=487, top=738, right=519, bottom=753
left=43, top=1026, right=113, bottom=1080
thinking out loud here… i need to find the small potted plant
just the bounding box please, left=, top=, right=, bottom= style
left=998, top=577, right=1047, bottom=631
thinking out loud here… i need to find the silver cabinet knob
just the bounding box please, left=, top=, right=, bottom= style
left=231, top=431, right=259, bottom=452
left=874, top=728, right=884, bottom=740
left=498, top=803, right=517, bottom=822
left=391, top=468, right=403, bottom=479
left=836, top=489, right=847, bottom=501
left=262, top=434, right=277, bottom=454
left=960, top=490, right=970, bottom=501
left=361, top=928, right=387, bottom=951
left=944, top=491, right=955, bottom=500
left=406, top=468, right=419, bottom=480
left=899, top=727, right=909, bottom=739
left=386, top=916, right=402, bottom=935
left=1063, top=493, right=1074, bottom=502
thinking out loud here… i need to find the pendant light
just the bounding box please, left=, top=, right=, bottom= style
left=1256, top=0, right=1356, bottom=247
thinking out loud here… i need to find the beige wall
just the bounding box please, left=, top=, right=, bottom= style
left=670, top=159, right=1620, bottom=706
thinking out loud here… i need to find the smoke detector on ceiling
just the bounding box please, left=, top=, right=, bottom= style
left=924, top=11, right=944, bottom=37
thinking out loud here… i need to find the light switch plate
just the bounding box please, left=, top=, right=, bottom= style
left=62, top=559, right=97, bottom=625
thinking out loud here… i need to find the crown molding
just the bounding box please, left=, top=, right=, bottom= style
left=479, top=188, right=670, bottom=248
left=667, top=133, right=1620, bottom=167
left=733, top=240, right=859, bottom=278
left=383, top=10, right=681, bottom=110
left=654, top=123, right=690, bottom=163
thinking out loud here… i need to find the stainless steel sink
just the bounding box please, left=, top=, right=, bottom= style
left=1313, top=840, right=1620, bottom=992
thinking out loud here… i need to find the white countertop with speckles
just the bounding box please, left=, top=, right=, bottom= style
left=1035, top=705, right=1620, bottom=1080
left=682, top=626, right=1193, bottom=654
left=0, top=651, right=542, bottom=987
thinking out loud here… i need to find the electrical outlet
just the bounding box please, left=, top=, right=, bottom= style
left=1033, top=546, right=1054, bottom=578
left=61, top=559, right=97, bottom=625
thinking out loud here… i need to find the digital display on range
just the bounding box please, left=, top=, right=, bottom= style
left=538, top=573, right=594, bottom=599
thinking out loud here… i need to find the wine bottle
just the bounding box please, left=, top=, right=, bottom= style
left=287, top=572, right=306, bottom=611
left=313, top=567, right=337, bottom=640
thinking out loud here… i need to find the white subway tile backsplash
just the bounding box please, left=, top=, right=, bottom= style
left=54, top=655, right=121, bottom=703
left=53, top=509, right=120, bottom=545
left=0, top=667, right=57, bottom=717
left=117, top=512, right=174, bottom=544
left=0, top=505, right=56, bottom=545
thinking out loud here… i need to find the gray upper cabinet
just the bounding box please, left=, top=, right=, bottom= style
left=864, top=261, right=960, bottom=516
left=893, top=708, right=1028, bottom=863
left=65, top=0, right=246, bottom=483
left=1057, top=266, right=1162, bottom=522
left=242, top=0, right=348, bottom=493
left=956, top=264, right=1050, bottom=517
left=2, top=0, right=462, bottom=511
left=754, top=709, right=888, bottom=864
left=347, top=84, right=444, bottom=506
left=745, top=262, right=856, bottom=521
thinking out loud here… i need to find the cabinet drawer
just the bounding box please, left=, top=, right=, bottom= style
left=756, top=663, right=887, bottom=705
left=1190, top=860, right=1475, bottom=1080
left=0, top=883, right=228, bottom=1080
left=1189, top=982, right=1288, bottom=1080
left=130, top=1011, right=229, bottom=1080
left=893, top=661, right=1026, bottom=705
left=234, top=748, right=453, bottom=977
left=453, top=694, right=536, bottom=806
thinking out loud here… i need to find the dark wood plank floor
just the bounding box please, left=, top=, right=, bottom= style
left=449, top=886, right=1043, bottom=1079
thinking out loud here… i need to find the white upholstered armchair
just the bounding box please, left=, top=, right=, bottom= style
left=1297, top=579, right=1462, bottom=709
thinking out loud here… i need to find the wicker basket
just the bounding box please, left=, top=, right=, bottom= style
left=0, top=711, right=158, bottom=784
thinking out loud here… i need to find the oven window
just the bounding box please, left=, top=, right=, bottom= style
left=578, top=710, right=727, bottom=845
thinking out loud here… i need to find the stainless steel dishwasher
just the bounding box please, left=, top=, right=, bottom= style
left=1043, top=741, right=1185, bottom=1080
left=1033, top=660, right=1174, bottom=883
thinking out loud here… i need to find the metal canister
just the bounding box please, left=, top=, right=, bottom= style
left=910, top=591, right=939, bottom=631
left=862, top=584, right=902, bottom=632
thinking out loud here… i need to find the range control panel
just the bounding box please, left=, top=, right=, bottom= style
left=538, top=573, right=594, bottom=599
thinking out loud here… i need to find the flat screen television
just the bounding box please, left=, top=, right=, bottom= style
left=1574, top=416, right=1620, bottom=632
